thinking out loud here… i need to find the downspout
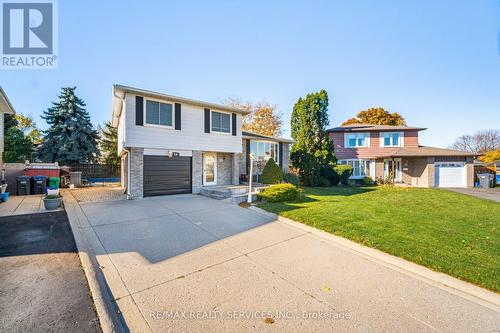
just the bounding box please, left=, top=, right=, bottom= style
left=113, top=88, right=132, bottom=199
left=123, top=149, right=132, bottom=200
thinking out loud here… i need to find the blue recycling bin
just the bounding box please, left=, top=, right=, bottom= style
left=31, top=175, right=47, bottom=194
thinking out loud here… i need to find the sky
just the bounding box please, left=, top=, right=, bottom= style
left=2, top=0, right=500, bottom=147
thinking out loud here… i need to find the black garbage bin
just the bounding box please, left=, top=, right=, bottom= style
left=16, top=176, right=31, bottom=195
left=31, top=175, right=47, bottom=194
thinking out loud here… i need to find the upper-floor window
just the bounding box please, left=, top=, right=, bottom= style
left=250, top=141, right=279, bottom=164
left=212, top=111, right=230, bottom=133
left=345, top=133, right=369, bottom=148
left=145, top=100, right=173, bottom=127
left=380, top=132, right=403, bottom=147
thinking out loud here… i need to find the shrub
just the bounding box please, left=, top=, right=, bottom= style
left=260, top=158, right=284, bottom=184
left=334, top=165, right=353, bottom=185
left=318, top=176, right=331, bottom=187
left=376, top=174, right=394, bottom=187
left=257, top=183, right=300, bottom=202
left=320, top=165, right=339, bottom=185
left=283, top=172, right=300, bottom=186
left=362, top=176, right=375, bottom=186
left=346, top=179, right=355, bottom=186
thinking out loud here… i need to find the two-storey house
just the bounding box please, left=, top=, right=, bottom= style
left=112, top=85, right=292, bottom=198
left=0, top=86, right=16, bottom=164
left=328, top=124, right=478, bottom=188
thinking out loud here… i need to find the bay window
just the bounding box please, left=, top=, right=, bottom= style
left=338, top=159, right=372, bottom=178
left=249, top=141, right=279, bottom=164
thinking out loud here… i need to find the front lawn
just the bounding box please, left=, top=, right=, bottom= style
left=259, top=186, right=500, bottom=292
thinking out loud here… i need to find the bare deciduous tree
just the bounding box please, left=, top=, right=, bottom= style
left=450, top=129, right=500, bottom=153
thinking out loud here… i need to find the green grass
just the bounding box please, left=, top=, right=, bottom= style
left=259, top=186, right=500, bottom=292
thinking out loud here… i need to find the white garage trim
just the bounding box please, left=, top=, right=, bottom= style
left=435, top=162, right=466, bottom=188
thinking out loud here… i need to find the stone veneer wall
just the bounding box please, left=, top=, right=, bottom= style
left=216, top=152, right=233, bottom=185
left=192, top=151, right=202, bottom=194
left=232, top=153, right=240, bottom=185
left=129, top=147, right=144, bottom=198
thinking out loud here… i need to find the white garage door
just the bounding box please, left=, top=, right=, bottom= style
left=435, top=162, right=466, bottom=188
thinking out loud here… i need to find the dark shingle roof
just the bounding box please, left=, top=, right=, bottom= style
left=384, top=146, right=479, bottom=157
left=327, top=124, right=426, bottom=132
left=242, top=131, right=294, bottom=143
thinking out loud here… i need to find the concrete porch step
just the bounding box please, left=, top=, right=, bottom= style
left=199, top=188, right=231, bottom=200
left=200, top=184, right=269, bottom=202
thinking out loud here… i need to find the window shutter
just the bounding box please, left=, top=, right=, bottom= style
left=174, top=103, right=181, bottom=130
left=231, top=113, right=237, bottom=136
left=135, top=96, right=144, bottom=126
left=279, top=142, right=283, bottom=167
left=204, top=108, right=210, bottom=133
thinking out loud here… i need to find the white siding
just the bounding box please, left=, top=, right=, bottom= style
left=117, top=101, right=125, bottom=155
left=123, top=93, right=242, bottom=153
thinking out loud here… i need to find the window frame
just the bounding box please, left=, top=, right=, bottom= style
left=249, top=140, right=280, bottom=165
left=143, top=98, right=174, bottom=129
left=211, top=110, right=232, bottom=134
left=344, top=132, right=370, bottom=148
left=379, top=131, right=404, bottom=147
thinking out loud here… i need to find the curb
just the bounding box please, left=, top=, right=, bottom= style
left=62, top=190, right=126, bottom=333
left=250, top=206, right=500, bottom=313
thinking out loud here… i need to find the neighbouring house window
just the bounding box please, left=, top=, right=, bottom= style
left=145, top=100, right=173, bottom=126
left=212, top=111, right=231, bottom=133
left=338, top=159, right=371, bottom=178
left=345, top=133, right=369, bottom=148
left=381, top=132, right=402, bottom=147
left=249, top=141, right=279, bottom=164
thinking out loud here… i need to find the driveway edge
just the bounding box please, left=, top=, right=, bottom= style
left=62, top=190, right=125, bottom=333
left=249, top=206, right=500, bottom=312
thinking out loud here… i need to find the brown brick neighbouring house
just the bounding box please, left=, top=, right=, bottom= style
left=327, top=124, right=479, bottom=188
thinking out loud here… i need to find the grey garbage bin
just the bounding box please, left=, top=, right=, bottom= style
left=477, top=173, right=493, bottom=188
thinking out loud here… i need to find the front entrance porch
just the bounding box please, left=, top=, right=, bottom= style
left=200, top=184, right=268, bottom=203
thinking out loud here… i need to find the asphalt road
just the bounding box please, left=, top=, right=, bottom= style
left=0, top=210, right=100, bottom=333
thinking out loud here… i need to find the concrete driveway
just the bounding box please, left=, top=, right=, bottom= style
left=447, top=187, right=500, bottom=202
left=69, top=194, right=500, bottom=332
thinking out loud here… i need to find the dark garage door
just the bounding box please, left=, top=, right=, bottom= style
left=143, top=155, right=192, bottom=197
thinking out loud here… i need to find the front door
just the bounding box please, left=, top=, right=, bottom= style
left=203, top=152, right=217, bottom=185
left=384, top=159, right=402, bottom=182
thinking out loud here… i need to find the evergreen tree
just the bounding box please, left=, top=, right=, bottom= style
left=290, top=89, right=335, bottom=185
left=98, top=121, right=119, bottom=166
left=38, top=87, right=99, bottom=164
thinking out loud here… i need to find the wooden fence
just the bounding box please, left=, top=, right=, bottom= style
left=67, top=164, right=120, bottom=183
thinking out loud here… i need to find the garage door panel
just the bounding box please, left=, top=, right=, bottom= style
left=143, top=155, right=192, bottom=197
left=435, top=162, right=466, bottom=188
